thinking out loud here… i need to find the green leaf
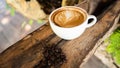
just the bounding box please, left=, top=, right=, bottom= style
left=28, top=20, right=33, bottom=25
left=37, top=19, right=43, bottom=24
left=5, top=4, right=15, bottom=16
left=6, top=4, right=11, bottom=9
left=114, top=54, right=120, bottom=64
left=10, top=8, right=15, bottom=16
left=106, top=27, right=120, bottom=65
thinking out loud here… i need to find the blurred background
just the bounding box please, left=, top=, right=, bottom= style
left=0, top=0, right=45, bottom=52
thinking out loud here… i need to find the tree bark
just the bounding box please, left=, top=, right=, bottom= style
left=0, top=1, right=120, bottom=68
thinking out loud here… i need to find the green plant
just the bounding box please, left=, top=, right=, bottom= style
left=106, top=27, right=120, bottom=65
left=6, top=4, right=15, bottom=16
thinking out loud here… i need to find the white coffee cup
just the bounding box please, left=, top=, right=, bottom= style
left=49, top=6, right=97, bottom=40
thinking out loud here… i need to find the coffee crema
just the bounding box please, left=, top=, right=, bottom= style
left=52, top=8, right=85, bottom=28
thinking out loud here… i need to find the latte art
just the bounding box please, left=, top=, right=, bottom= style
left=53, top=9, right=85, bottom=27
left=49, top=6, right=97, bottom=40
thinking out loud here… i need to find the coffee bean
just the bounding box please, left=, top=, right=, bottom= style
left=34, top=43, right=66, bottom=68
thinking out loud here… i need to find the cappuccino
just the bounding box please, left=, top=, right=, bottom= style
left=49, top=6, right=97, bottom=40
left=51, top=7, right=86, bottom=28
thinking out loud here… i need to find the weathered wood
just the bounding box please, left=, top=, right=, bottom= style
left=81, top=12, right=120, bottom=68
left=76, top=0, right=90, bottom=12
left=80, top=2, right=120, bottom=67
left=88, top=0, right=101, bottom=14
left=0, top=1, right=120, bottom=68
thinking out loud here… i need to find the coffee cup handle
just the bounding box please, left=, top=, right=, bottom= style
left=86, top=15, right=97, bottom=28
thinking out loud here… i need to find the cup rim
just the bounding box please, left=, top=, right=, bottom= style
left=49, top=6, right=88, bottom=29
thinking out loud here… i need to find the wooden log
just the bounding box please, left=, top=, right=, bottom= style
left=88, top=0, right=101, bottom=14
left=81, top=12, right=120, bottom=68
left=61, top=1, right=120, bottom=67
left=0, top=1, right=120, bottom=68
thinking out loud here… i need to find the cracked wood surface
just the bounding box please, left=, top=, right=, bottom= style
left=0, top=1, right=120, bottom=68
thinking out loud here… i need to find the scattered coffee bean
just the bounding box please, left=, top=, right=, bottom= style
left=34, top=43, right=66, bottom=68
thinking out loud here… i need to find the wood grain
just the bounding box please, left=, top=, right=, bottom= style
left=0, top=1, right=120, bottom=68
left=60, top=1, right=120, bottom=68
